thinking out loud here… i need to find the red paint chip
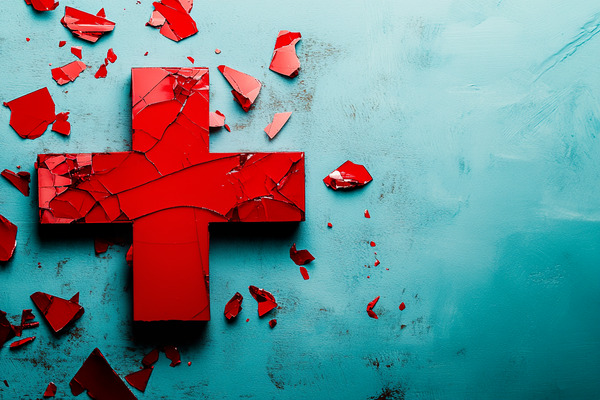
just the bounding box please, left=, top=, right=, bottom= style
left=59, top=40, right=67, bottom=47
left=224, top=292, right=243, bottom=320
left=364, top=209, right=370, bottom=218
left=327, top=222, right=333, bottom=228
left=61, top=7, right=115, bottom=43
left=299, top=266, right=309, bottom=280
left=125, top=367, right=153, bottom=392
left=323, top=161, right=373, bottom=190
left=367, top=296, right=380, bottom=319
left=187, top=56, right=195, bottom=64
left=248, top=286, right=277, bottom=317
left=374, top=259, right=380, bottom=267
left=264, top=112, right=292, bottom=139
left=1, top=169, right=30, bottom=196
left=95, top=64, right=108, bottom=79
left=0, top=214, right=18, bottom=262
left=290, top=243, right=314, bottom=265
left=218, top=65, right=262, bottom=112
left=370, top=241, right=376, bottom=247
left=269, top=319, right=277, bottom=328
left=399, top=302, right=405, bottom=311
left=51, top=61, right=87, bottom=85
left=269, top=30, right=302, bottom=78
left=215, top=48, right=221, bottom=54
left=142, top=349, right=159, bottom=367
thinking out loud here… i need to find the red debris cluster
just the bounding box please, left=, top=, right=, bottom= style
left=290, top=243, right=314, bottom=265
left=164, top=345, right=181, bottom=367
left=218, top=65, right=262, bottom=112
left=51, top=61, right=87, bottom=85
left=264, top=112, right=292, bottom=140
left=224, top=292, right=243, bottom=320
left=71, top=46, right=82, bottom=59
left=24, top=0, right=59, bottom=11
left=323, top=161, right=373, bottom=190
left=367, top=296, right=380, bottom=319
left=146, top=0, right=198, bottom=42
left=0, top=311, right=16, bottom=347
left=248, top=286, right=277, bottom=317
left=0, top=214, right=18, bottom=262
left=269, top=319, right=277, bottom=328
left=61, top=7, right=115, bottom=43
left=94, top=48, right=117, bottom=79
left=9, top=336, right=35, bottom=350
left=43, top=382, right=57, bottom=397
left=30, top=291, right=84, bottom=333
left=299, top=266, right=309, bottom=280
left=2, top=169, right=30, bottom=196
left=52, top=112, right=71, bottom=136
left=269, top=31, right=302, bottom=78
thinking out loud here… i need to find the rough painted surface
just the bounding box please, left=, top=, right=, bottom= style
left=1, top=0, right=600, bottom=399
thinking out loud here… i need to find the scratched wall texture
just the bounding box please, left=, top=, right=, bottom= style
left=1, top=0, right=600, bottom=399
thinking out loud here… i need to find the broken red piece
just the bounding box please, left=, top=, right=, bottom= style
left=215, top=48, right=221, bottom=54
left=224, top=292, right=243, bottom=320
left=209, top=110, right=226, bottom=129
left=187, top=56, right=194, bottom=64
left=269, top=319, right=277, bottom=328
left=61, top=7, right=116, bottom=43
left=299, top=266, right=309, bottom=280
left=59, top=40, right=66, bottom=47
left=374, top=259, right=380, bottom=267
left=126, top=245, right=134, bottom=267
left=370, top=241, right=376, bottom=247
left=367, top=296, right=380, bottom=319
left=94, top=238, right=111, bottom=254
left=0, top=311, right=16, bottom=347
left=290, top=243, right=314, bottom=265
left=323, top=161, right=373, bottom=190
left=218, top=65, right=262, bottom=112
left=269, top=30, right=302, bottom=78
left=106, top=48, right=117, bottom=63
left=264, top=112, right=292, bottom=139
left=51, top=61, right=86, bottom=85
left=70, top=348, right=137, bottom=399
left=9, top=336, right=35, bottom=349
left=2, top=169, right=30, bottom=196
left=327, top=222, right=332, bottom=228
left=399, top=302, right=406, bottom=311
left=30, top=291, right=84, bottom=333
left=164, top=345, right=181, bottom=367
left=20, top=309, right=39, bottom=331
left=52, top=112, right=71, bottom=136
left=95, top=64, right=108, bottom=79
left=146, top=0, right=198, bottom=42
left=3, top=88, right=56, bottom=139
left=43, top=382, right=57, bottom=397
left=364, top=209, right=370, bottom=218
left=400, top=324, right=407, bottom=329
left=71, top=46, right=82, bottom=59
left=125, top=367, right=153, bottom=392
left=141, top=349, right=159, bottom=367
left=24, top=0, right=59, bottom=11
left=248, top=286, right=277, bottom=317
left=0, top=214, right=18, bottom=262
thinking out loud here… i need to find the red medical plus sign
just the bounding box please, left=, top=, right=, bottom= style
left=37, top=68, right=305, bottom=321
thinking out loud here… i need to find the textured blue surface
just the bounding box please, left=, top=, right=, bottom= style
left=1, top=0, right=600, bottom=399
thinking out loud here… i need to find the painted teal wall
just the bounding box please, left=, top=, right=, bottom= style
left=1, top=0, right=600, bottom=399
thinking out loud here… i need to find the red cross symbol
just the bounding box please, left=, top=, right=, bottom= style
left=37, top=68, right=305, bottom=321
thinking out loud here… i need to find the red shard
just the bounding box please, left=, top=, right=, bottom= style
left=264, top=112, right=292, bottom=139
left=269, top=30, right=302, bottom=78
left=95, top=64, right=108, bottom=79
left=125, top=367, right=153, bottom=392
left=367, top=296, right=380, bottom=319
left=44, top=382, right=57, bottom=397
left=59, top=40, right=66, bottom=47
left=0, top=214, right=18, bottom=262
left=399, top=302, right=405, bottom=311
left=187, top=56, right=194, bottom=64
left=248, top=286, right=277, bottom=317
left=52, top=112, right=71, bottom=136
left=9, top=336, right=35, bottom=349
left=71, top=46, right=82, bottom=59
left=164, top=345, right=181, bottom=367
left=323, top=161, right=373, bottom=190
left=147, top=0, right=198, bottom=42
left=269, top=319, right=277, bottom=328
left=364, top=209, right=370, bottom=218
left=141, top=349, right=159, bottom=367
left=94, top=238, right=111, bottom=254
left=61, top=7, right=115, bottom=43
left=51, top=61, right=86, bottom=85
left=3, top=88, right=56, bottom=139
left=370, top=241, right=376, bottom=247
left=2, top=169, right=30, bottom=196
left=290, top=243, right=314, bottom=265
left=0, top=311, right=16, bottom=347
left=218, top=65, right=262, bottom=112
left=215, top=48, right=221, bottom=54
left=70, top=348, right=137, bottom=400
left=19, top=309, right=39, bottom=332
left=24, top=0, right=59, bottom=11
left=106, top=48, right=117, bottom=63
left=327, top=222, right=332, bottom=228
left=224, top=292, right=243, bottom=320
left=30, top=291, right=84, bottom=333
left=126, top=245, right=134, bottom=267
left=374, top=259, right=380, bottom=267
left=209, top=110, right=226, bottom=129
left=299, top=266, right=309, bottom=280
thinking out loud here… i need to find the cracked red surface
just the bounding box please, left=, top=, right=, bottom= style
left=248, top=286, right=277, bottom=317
left=264, top=112, right=292, bottom=140
left=218, top=65, right=261, bottom=112
left=95, top=64, right=108, bottom=79
left=51, top=61, right=86, bottom=85
left=24, top=0, right=58, bottom=11
left=290, top=243, right=314, bottom=265
left=37, top=67, right=305, bottom=322
left=125, top=367, right=153, bottom=392
left=9, top=336, right=35, bottom=349
left=269, top=31, right=302, bottom=78
left=142, top=349, right=159, bottom=367
left=367, top=296, right=380, bottom=319
left=323, top=161, right=373, bottom=190
left=61, top=7, right=115, bottom=43
left=44, top=382, right=57, bottom=397
left=147, top=0, right=198, bottom=42
left=3, top=88, right=56, bottom=139
left=164, top=345, right=181, bottom=367
left=0, top=311, right=16, bottom=347
left=70, top=348, right=137, bottom=400
left=2, top=169, right=30, bottom=196
left=30, top=291, right=84, bottom=333
left=224, top=292, right=243, bottom=320
left=71, top=46, right=82, bottom=59
left=399, top=302, right=405, bottom=311
left=269, top=319, right=277, bottom=328
left=0, top=214, right=18, bottom=262
left=52, top=112, right=71, bottom=136
left=299, top=266, right=309, bottom=280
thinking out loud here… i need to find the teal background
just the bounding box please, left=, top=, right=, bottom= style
left=1, top=0, right=600, bottom=399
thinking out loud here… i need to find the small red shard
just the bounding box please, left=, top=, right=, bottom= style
left=125, top=367, right=152, bottom=392
left=209, top=110, right=226, bottom=129
left=106, top=48, right=117, bottom=63
left=2, top=169, right=30, bottom=196
left=30, top=291, right=84, bottom=333
left=248, top=286, right=277, bottom=317
left=71, top=46, right=82, bottom=59
left=401, top=324, right=407, bottom=329
left=164, top=345, right=181, bottom=367
left=269, top=319, right=277, bottom=328
left=364, top=209, right=370, bottom=218
left=323, top=161, right=373, bottom=190
left=0, top=214, right=18, bottom=262
left=141, top=349, right=159, bottom=367
left=299, top=266, right=309, bottom=280
left=327, top=222, right=332, bottom=228
left=269, top=30, right=302, bottom=78
left=24, top=0, right=59, bottom=12
left=224, top=292, right=243, bottom=320
left=126, top=245, right=134, bottom=267
left=20, top=309, right=39, bottom=331
left=61, top=7, right=116, bottom=43
left=9, top=336, right=35, bottom=349
left=290, top=243, right=314, bottom=265
left=59, top=40, right=66, bottom=47
left=70, top=348, right=137, bottom=400
left=143, top=51, right=148, bottom=56
left=374, top=259, right=380, bottom=267
left=51, top=61, right=86, bottom=85
left=399, top=302, right=406, bottom=311
left=94, top=238, right=111, bottom=254
left=0, top=311, right=16, bottom=347
left=95, top=64, right=108, bottom=79
left=367, top=296, right=380, bottom=319
left=370, top=241, right=376, bottom=247
left=43, top=382, right=57, bottom=397
left=3, top=88, right=56, bottom=139
left=187, top=56, right=194, bottom=64
left=215, top=48, right=221, bottom=54
left=52, top=112, right=71, bottom=136
left=264, top=112, right=292, bottom=139
left=218, top=65, right=262, bottom=112
left=147, top=0, right=198, bottom=42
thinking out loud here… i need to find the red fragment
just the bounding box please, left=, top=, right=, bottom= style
left=364, top=209, right=370, bottom=218
left=224, top=124, right=230, bottom=132
left=187, top=56, right=194, bottom=64
left=215, top=48, right=221, bottom=54
left=52, top=112, right=71, bottom=136
left=399, top=302, right=406, bottom=311
left=299, top=266, right=309, bottom=280
left=269, top=30, right=302, bottom=78
left=61, top=7, right=116, bottom=43
left=125, top=367, right=153, bottom=392
left=51, top=61, right=87, bottom=85
left=3, top=380, right=8, bottom=387
left=126, top=245, right=134, bottom=267
left=20, top=309, right=39, bottom=332
left=224, top=292, right=243, bottom=320
left=370, top=241, right=376, bottom=247
left=70, top=348, right=136, bottom=399
left=209, top=110, right=226, bottom=129
left=26, top=37, right=31, bottom=42
left=246, top=318, right=250, bottom=322
left=327, top=222, right=332, bottom=228
left=400, top=324, right=407, bottom=329
left=0, top=215, right=18, bottom=262
left=3, top=88, right=56, bottom=139
left=71, top=46, right=82, bottom=59
left=264, top=112, right=292, bottom=139
left=0, top=311, right=16, bottom=347
left=9, top=336, right=35, bottom=349
left=106, top=48, right=117, bottom=63
left=94, top=238, right=112, bottom=255
left=2, top=169, right=30, bottom=196
left=146, top=0, right=198, bottom=42
left=24, top=0, right=59, bottom=11
left=218, top=65, right=262, bottom=112
left=30, top=291, right=84, bottom=333
left=269, top=319, right=277, bottom=328
left=248, top=286, right=277, bottom=317
left=164, top=345, right=181, bottom=367
left=323, top=161, right=373, bottom=190
left=188, top=361, right=191, bottom=366
left=43, top=382, right=57, bottom=397
left=290, top=243, right=314, bottom=265
left=367, top=296, right=380, bottom=319
left=143, top=51, right=148, bottom=56
left=59, top=40, right=66, bottom=47
left=141, top=349, right=159, bottom=367
left=374, top=259, right=380, bottom=267
left=95, top=64, right=108, bottom=79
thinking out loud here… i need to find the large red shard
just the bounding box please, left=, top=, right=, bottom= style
left=51, top=61, right=87, bottom=85
left=367, top=296, right=380, bottom=319
left=269, top=31, right=302, bottom=78
left=3, top=88, right=56, bottom=139
left=264, top=112, right=292, bottom=140
left=290, top=243, right=314, bottom=265
left=147, top=0, right=198, bottom=42
left=37, top=67, right=305, bottom=322
left=0, top=311, right=16, bottom=347
left=125, top=367, right=153, bottom=392
left=218, top=65, right=262, bottom=112
left=323, top=161, right=373, bottom=190
left=248, top=286, right=277, bottom=317
left=61, top=7, right=116, bottom=43
left=24, top=0, right=59, bottom=11
left=44, top=382, right=57, bottom=397
left=0, top=214, right=18, bottom=262
left=70, top=348, right=137, bottom=400
left=2, top=169, right=30, bottom=196
left=30, top=291, right=84, bottom=333
left=224, top=292, right=243, bottom=320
